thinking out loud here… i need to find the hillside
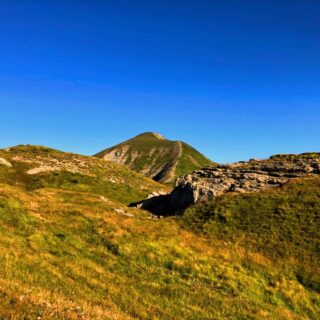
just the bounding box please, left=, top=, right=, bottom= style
left=182, top=177, right=320, bottom=302
left=182, top=177, right=320, bottom=262
left=0, top=145, right=169, bottom=205
left=94, top=132, right=213, bottom=184
left=0, top=146, right=319, bottom=319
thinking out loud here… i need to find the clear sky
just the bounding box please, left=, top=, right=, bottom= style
left=0, top=0, right=319, bottom=163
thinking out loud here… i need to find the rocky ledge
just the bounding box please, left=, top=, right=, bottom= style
left=135, top=153, right=320, bottom=215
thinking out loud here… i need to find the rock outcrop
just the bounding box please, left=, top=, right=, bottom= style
left=0, top=158, right=12, bottom=167
left=171, top=153, right=320, bottom=209
left=137, top=153, right=320, bottom=215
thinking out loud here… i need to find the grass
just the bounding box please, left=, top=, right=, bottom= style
left=1, top=184, right=319, bottom=319
left=0, top=145, right=169, bottom=205
left=181, top=178, right=320, bottom=262
left=95, top=132, right=214, bottom=184
left=175, top=142, right=213, bottom=178
left=182, top=177, right=320, bottom=308
left=269, top=152, right=320, bottom=160
left=0, top=145, right=319, bottom=319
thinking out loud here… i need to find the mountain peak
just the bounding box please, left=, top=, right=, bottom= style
left=134, top=132, right=166, bottom=140
left=95, top=133, right=214, bottom=184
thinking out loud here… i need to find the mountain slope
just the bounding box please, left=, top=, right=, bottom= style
left=1, top=184, right=319, bottom=319
left=183, top=177, right=320, bottom=261
left=0, top=145, right=169, bottom=205
left=94, top=132, right=214, bottom=184
left=0, top=145, right=319, bottom=318
left=182, top=177, right=320, bottom=298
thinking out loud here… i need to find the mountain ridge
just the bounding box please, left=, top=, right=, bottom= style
left=94, top=132, right=214, bottom=184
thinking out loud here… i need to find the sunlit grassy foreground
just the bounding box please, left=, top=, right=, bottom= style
left=0, top=146, right=319, bottom=319
left=0, top=182, right=319, bottom=319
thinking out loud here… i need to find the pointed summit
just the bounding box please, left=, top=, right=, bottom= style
left=95, top=133, right=214, bottom=184
left=134, top=132, right=165, bottom=140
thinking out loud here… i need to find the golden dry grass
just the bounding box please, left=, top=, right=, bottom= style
left=0, top=146, right=319, bottom=319
left=0, top=182, right=319, bottom=319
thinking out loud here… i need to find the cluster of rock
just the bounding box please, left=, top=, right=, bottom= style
left=171, top=153, right=320, bottom=209
left=0, top=158, right=12, bottom=167
left=136, top=153, right=320, bottom=215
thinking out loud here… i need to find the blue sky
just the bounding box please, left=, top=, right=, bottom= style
left=0, top=0, right=319, bottom=163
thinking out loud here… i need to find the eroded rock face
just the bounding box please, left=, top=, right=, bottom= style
left=130, top=153, right=320, bottom=216
left=170, top=153, right=320, bottom=209
left=0, top=158, right=12, bottom=167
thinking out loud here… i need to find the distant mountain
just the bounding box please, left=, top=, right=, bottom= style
left=94, top=132, right=214, bottom=184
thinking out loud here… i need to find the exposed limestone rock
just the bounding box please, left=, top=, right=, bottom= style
left=170, top=153, right=320, bottom=209
left=0, top=158, right=12, bottom=167
left=102, top=145, right=131, bottom=163
left=27, top=165, right=61, bottom=175
left=134, top=153, right=320, bottom=215
left=114, top=208, right=134, bottom=217
left=152, top=133, right=165, bottom=139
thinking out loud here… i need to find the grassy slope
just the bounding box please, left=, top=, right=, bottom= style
left=0, top=146, right=319, bottom=319
left=182, top=178, right=320, bottom=309
left=121, top=134, right=178, bottom=175
left=182, top=178, right=320, bottom=261
left=1, top=185, right=320, bottom=319
left=95, top=133, right=213, bottom=183
left=175, top=142, right=213, bottom=178
left=0, top=145, right=169, bottom=205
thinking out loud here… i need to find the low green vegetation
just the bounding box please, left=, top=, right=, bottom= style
left=175, top=142, right=213, bottom=178
left=182, top=178, right=320, bottom=302
left=1, top=184, right=320, bottom=319
left=182, top=178, right=320, bottom=261
left=269, top=152, right=320, bottom=160
left=95, top=132, right=213, bottom=184
left=0, top=145, right=169, bottom=205
left=0, top=145, right=319, bottom=319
